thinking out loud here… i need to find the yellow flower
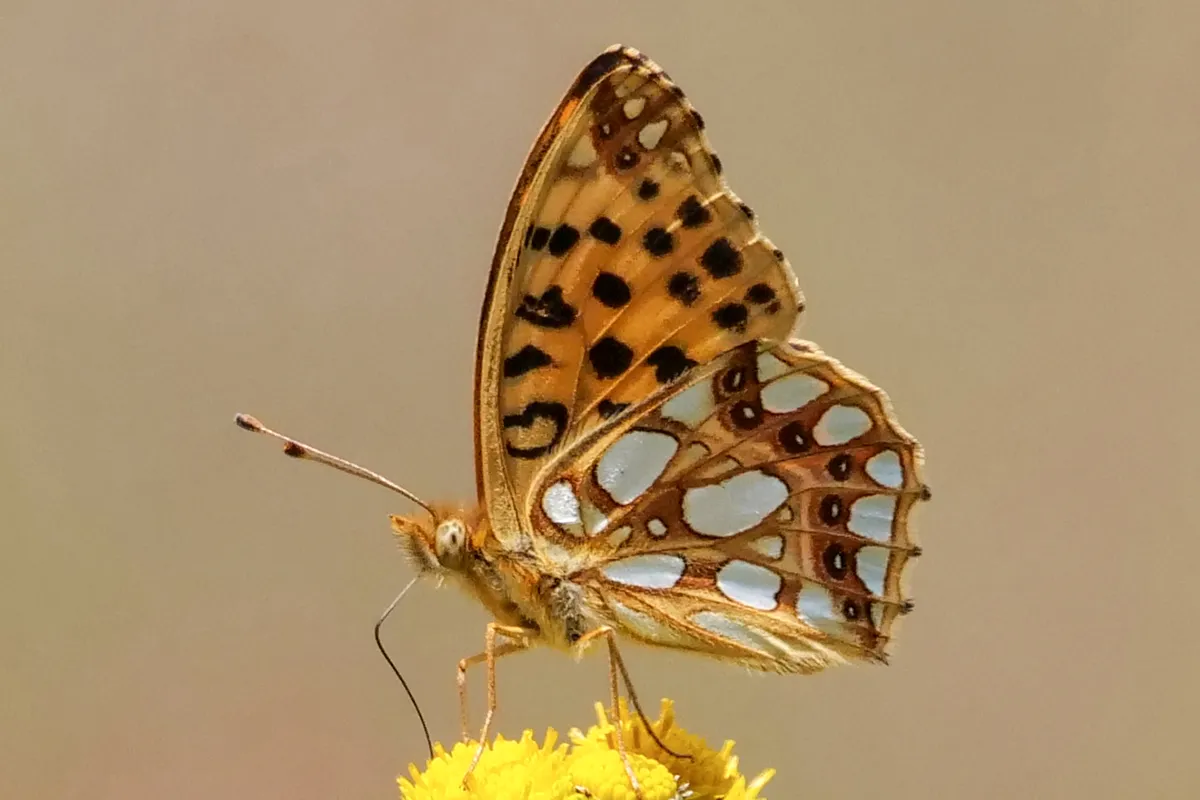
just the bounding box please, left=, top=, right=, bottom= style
left=399, top=728, right=574, bottom=800
left=569, top=699, right=773, bottom=800
left=399, top=698, right=772, bottom=800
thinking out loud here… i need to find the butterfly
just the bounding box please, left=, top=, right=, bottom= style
left=238, top=44, right=927, bottom=793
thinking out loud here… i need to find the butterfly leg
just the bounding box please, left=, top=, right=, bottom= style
left=570, top=626, right=642, bottom=796
left=575, top=627, right=693, bottom=760
left=456, top=638, right=527, bottom=743
left=457, top=622, right=533, bottom=787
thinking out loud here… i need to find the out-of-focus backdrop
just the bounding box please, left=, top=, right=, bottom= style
left=3, top=3, right=1198, bottom=798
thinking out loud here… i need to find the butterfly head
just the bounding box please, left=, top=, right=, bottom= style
left=390, top=507, right=478, bottom=575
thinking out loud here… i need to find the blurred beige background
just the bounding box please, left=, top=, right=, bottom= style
left=3, top=2, right=1198, bottom=798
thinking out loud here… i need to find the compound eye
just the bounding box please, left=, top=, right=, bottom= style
left=436, top=520, right=465, bottom=555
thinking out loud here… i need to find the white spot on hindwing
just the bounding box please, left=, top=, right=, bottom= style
left=638, top=119, right=669, bottom=149
left=760, top=373, right=828, bottom=413
left=542, top=480, right=581, bottom=527
left=749, top=534, right=784, bottom=559
left=581, top=501, right=609, bottom=536
left=690, top=611, right=784, bottom=656
left=870, top=602, right=886, bottom=629
left=691, top=609, right=840, bottom=666
left=682, top=471, right=789, bottom=536
left=607, top=525, right=633, bottom=548
left=756, top=351, right=791, bottom=381
left=716, top=560, right=782, bottom=610
left=609, top=599, right=699, bottom=646
left=623, top=96, right=647, bottom=119
left=865, top=450, right=903, bottom=488
left=661, top=380, right=715, bottom=428
left=647, top=518, right=668, bottom=537
left=596, top=430, right=678, bottom=505
left=695, top=456, right=740, bottom=481
left=601, top=554, right=686, bottom=589
left=567, top=135, right=597, bottom=168
left=856, top=546, right=889, bottom=596
left=663, top=443, right=710, bottom=482
left=540, top=541, right=590, bottom=574
left=796, top=584, right=840, bottom=632
left=848, top=495, right=897, bottom=541
left=814, top=405, right=872, bottom=445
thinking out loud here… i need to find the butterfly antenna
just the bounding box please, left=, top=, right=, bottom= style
left=234, top=413, right=435, bottom=519
left=236, top=413, right=435, bottom=757
left=375, top=576, right=434, bottom=759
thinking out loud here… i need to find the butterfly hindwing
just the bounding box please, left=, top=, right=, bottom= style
left=475, top=46, right=803, bottom=542
left=537, top=339, right=927, bottom=671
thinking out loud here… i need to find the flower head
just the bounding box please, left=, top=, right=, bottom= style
left=570, top=698, right=774, bottom=800
left=399, top=698, right=772, bottom=800
left=399, top=728, right=573, bottom=800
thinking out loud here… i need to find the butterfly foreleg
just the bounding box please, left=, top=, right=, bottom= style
left=455, top=639, right=526, bottom=743
left=458, top=622, right=533, bottom=787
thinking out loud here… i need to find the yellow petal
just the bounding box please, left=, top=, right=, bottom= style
left=399, top=700, right=773, bottom=800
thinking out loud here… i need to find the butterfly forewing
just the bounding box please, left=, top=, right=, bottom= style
left=475, top=46, right=803, bottom=543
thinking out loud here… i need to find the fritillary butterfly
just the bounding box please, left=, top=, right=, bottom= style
left=238, top=44, right=928, bottom=793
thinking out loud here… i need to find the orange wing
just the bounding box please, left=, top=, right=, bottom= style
left=474, top=46, right=803, bottom=545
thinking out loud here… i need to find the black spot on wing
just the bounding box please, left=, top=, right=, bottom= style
left=823, top=543, right=849, bottom=579
left=527, top=226, right=551, bottom=251
left=597, top=399, right=629, bottom=419
left=730, top=399, right=763, bottom=430
left=711, top=302, right=749, bottom=332
left=779, top=421, right=812, bottom=454
left=676, top=195, right=711, bottom=229
left=667, top=271, right=700, bottom=305
left=616, top=147, right=639, bottom=171
left=516, top=286, right=577, bottom=329
left=547, top=224, right=580, bottom=257
left=588, top=216, right=622, bottom=245
left=720, top=366, right=747, bottom=395
left=643, top=227, right=675, bottom=257
left=827, top=454, right=853, bottom=481
left=842, top=598, right=861, bottom=620
left=503, top=401, right=569, bottom=459
left=818, top=495, right=845, bottom=526
left=503, top=345, right=552, bottom=378
left=647, top=346, right=697, bottom=383
left=588, top=336, right=634, bottom=379
left=637, top=179, right=660, bottom=201
left=700, top=238, right=742, bottom=278
left=591, top=272, right=631, bottom=308
left=746, top=283, right=775, bottom=305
